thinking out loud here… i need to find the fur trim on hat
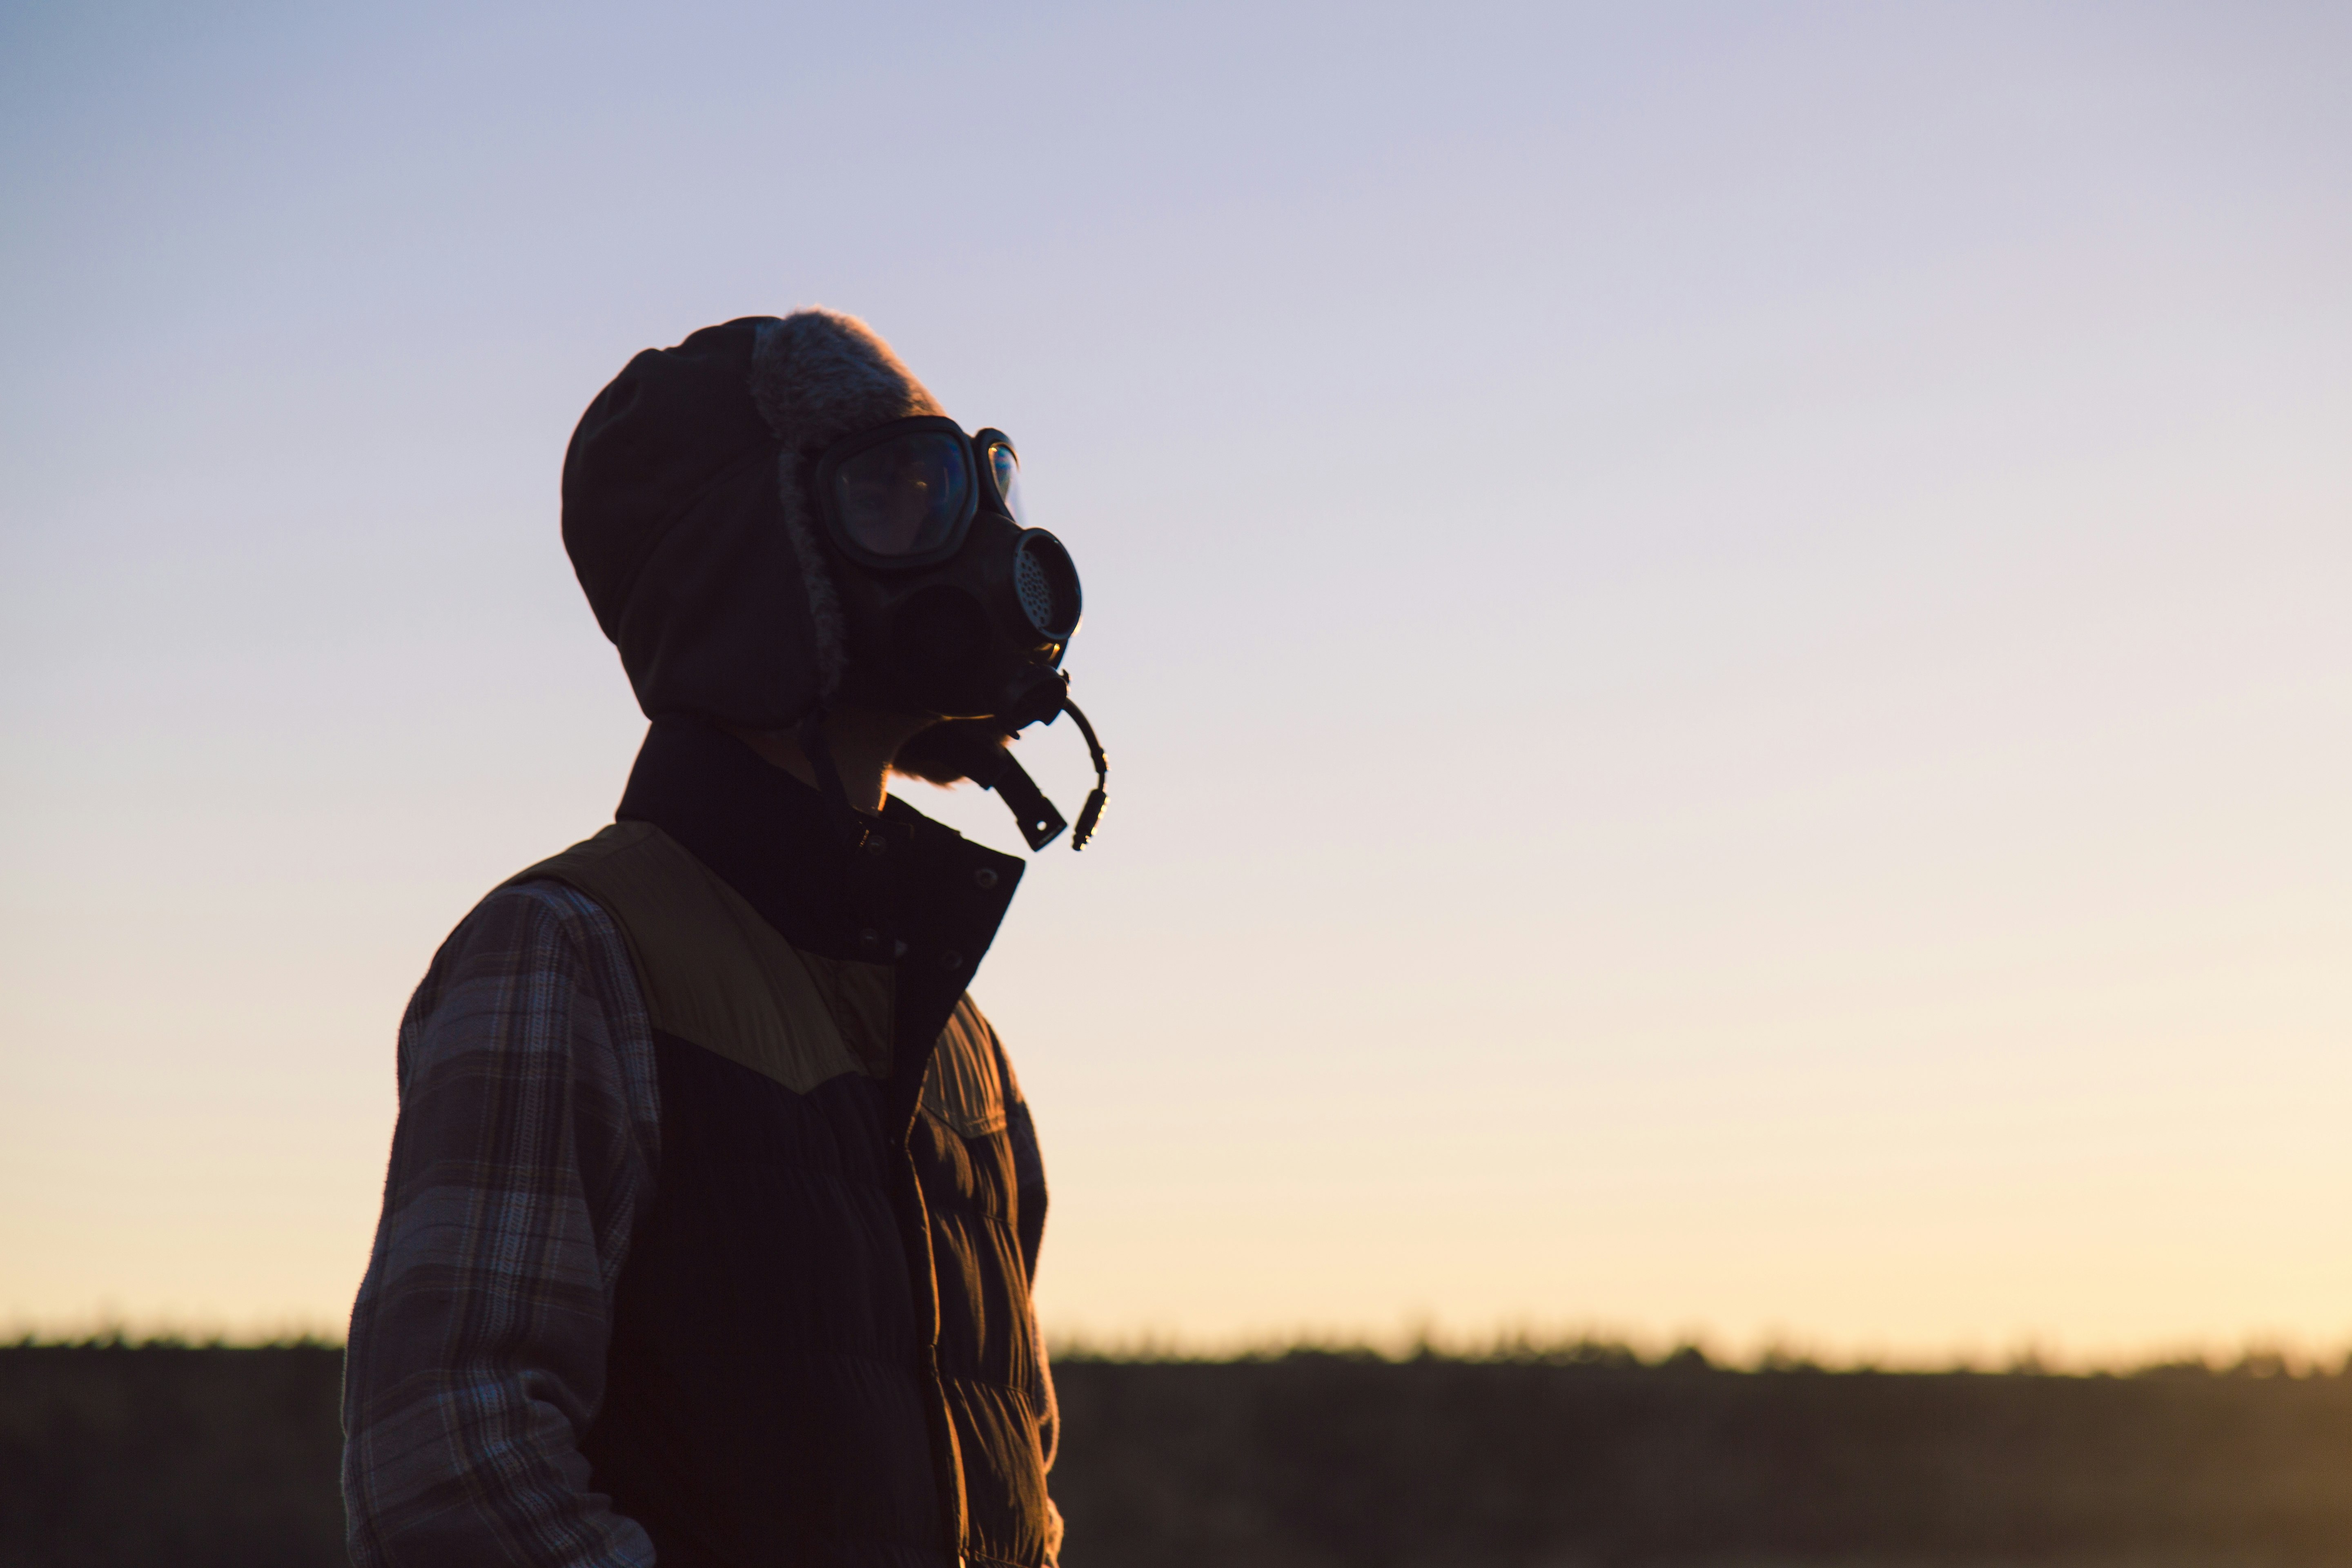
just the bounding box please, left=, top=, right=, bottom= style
left=749, top=311, right=947, bottom=704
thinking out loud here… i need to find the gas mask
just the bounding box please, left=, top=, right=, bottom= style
left=809, top=415, right=1107, bottom=851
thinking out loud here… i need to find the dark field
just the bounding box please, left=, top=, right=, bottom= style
left=5, top=1343, right=2352, bottom=1567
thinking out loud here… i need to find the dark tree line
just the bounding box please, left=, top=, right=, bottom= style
left=7, top=1341, right=2352, bottom=1566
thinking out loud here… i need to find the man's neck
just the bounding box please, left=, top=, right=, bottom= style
left=726, top=709, right=935, bottom=814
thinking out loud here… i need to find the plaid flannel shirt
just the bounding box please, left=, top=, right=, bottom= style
left=342, top=880, right=663, bottom=1567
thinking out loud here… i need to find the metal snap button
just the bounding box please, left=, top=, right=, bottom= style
left=973, top=868, right=999, bottom=890
left=940, top=950, right=963, bottom=971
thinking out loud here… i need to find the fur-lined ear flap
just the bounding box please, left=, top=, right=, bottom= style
left=892, top=718, right=1016, bottom=787
left=747, top=310, right=949, bottom=707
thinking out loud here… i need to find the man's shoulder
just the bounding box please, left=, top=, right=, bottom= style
left=500, top=821, right=747, bottom=951
left=451, top=824, right=639, bottom=944
left=397, top=840, right=655, bottom=1076
left=456, top=821, right=693, bottom=971
left=425, top=887, right=612, bottom=987
left=505, top=820, right=666, bottom=894
left=412, top=827, right=659, bottom=1004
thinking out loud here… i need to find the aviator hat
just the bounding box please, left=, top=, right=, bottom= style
left=562, top=311, right=946, bottom=729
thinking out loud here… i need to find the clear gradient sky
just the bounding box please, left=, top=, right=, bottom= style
left=3, top=1, right=2348, bottom=1364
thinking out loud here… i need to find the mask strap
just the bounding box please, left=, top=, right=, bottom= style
left=956, top=739, right=1069, bottom=851
left=991, top=755, right=1068, bottom=851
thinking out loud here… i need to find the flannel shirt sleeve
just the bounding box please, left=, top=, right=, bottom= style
left=343, top=880, right=661, bottom=1568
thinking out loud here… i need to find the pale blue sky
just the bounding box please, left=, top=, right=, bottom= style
left=3, top=1, right=2348, bottom=1361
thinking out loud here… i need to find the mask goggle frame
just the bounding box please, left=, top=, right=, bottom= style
left=811, top=414, right=1027, bottom=572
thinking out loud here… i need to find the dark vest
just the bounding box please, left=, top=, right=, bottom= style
left=515, top=719, right=1054, bottom=1568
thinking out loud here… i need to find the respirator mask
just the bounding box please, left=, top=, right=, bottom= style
left=809, top=415, right=1107, bottom=851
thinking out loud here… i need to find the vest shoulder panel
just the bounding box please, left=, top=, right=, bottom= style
left=516, top=821, right=895, bottom=1089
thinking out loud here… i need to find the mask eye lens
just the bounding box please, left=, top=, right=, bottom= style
left=833, top=432, right=971, bottom=558
left=989, top=443, right=1025, bottom=524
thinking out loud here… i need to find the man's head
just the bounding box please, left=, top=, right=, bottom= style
left=564, top=311, right=928, bottom=726
left=564, top=311, right=1105, bottom=846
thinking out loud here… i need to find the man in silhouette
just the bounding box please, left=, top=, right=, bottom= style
left=343, top=310, right=1100, bottom=1568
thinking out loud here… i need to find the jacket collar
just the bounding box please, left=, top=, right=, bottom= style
left=615, top=717, right=1024, bottom=1077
